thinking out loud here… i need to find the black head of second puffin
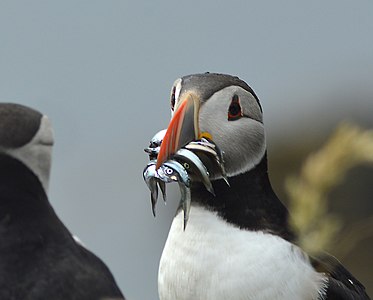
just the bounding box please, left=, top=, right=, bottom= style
left=0, top=103, right=54, bottom=195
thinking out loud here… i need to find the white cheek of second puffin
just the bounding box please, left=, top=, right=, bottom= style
left=198, top=86, right=266, bottom=179
left=4, top=115, right=54, bottom=194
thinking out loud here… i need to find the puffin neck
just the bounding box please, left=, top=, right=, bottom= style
left=190, top=153, right=295, bottom=241
left=0, top=154, right=62, bottom=239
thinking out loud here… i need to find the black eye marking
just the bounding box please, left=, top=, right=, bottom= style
left=171, top=86, right=176, bottom=111
left=228, top=94, right=243, bottom=121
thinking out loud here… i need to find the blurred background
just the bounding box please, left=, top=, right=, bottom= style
left=1, top=1, right=372, bottom=299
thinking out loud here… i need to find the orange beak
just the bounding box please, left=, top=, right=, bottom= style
left=156, top=94, right=201, bottom=169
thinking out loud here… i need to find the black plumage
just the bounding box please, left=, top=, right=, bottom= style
left=190, top=153, right=295, bottom=241
left=312, top=254, right=370, bottom=299
left=0, top=103, right=124, bottom=300
left=181, top=73, right=262, bottom=110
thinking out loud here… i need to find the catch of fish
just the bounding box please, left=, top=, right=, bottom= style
left=143, top=129, right=229, bottom=229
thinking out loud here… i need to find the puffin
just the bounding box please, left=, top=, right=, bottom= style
left=0, top=103, right=125, bottom=300
left=155, top=73, right=370, bottom=300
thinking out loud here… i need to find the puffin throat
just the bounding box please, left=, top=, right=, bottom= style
left=189, top=153, right=295, bottom=242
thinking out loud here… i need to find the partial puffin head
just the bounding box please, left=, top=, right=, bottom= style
left=157, top=73, right=266, bottom=179
left=0, top=103, right=54, bottom=194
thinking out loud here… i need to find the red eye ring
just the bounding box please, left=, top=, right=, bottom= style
left=228, top=95, right=243, bottom=121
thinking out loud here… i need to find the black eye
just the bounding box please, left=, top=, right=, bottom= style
left=171, top=86, right=176, bottom=111
left=228, top=95, right=243, bottom=121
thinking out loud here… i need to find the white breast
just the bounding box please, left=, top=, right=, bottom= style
left=158, top=205, right=327, bottom=300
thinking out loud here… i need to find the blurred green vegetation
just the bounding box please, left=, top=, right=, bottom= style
left=269, top=123, right=373, bottom=297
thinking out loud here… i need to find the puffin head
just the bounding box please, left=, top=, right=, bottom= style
left=157, top=73, right=265, bottom=180
left=0, top=103, right=54, bottom=194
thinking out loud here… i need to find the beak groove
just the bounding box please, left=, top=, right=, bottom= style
left=156, top=94, right=200, bottom=169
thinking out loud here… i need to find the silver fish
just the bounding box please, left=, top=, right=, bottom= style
left=178, top=181, right=191, bottom=230
left=143, top=161, right=159, bottom=216
left=158, top=180, right=167, bottom=203
left=144, top=129, right=167, bottom=159
left=158, top=160, right=191, bottom=187
left=143, top=129, right=168, bottom=214
left=143, top=130, right=229, bottom=229
left=174, top=148, right=215, bottom=196
left=143, top=157, right=192, bottom=227
left=185, top=139, right=229, bottom=185
left=157, top=160, right=192, bottom=229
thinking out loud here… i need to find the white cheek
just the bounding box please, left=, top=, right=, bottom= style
left=199, top=93, right=265, bottom=177
left=202, top=118, right=265, bottom=177
left=4, top=116, right=53, bottom=194
left=220, top=120, right=266, bottom=176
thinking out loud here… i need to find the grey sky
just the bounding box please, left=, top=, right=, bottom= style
left=1, top=1, right=372, bottom=299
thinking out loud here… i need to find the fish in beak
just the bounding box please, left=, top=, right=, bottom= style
left=143, top=93, right=228, bottom=228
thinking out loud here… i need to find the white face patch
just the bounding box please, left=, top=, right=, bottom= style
left=159, top=205, right=328, bottom=300
left=4, top=115, right=54, bottom=194
left=199, top=86, right=266, bottom=178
